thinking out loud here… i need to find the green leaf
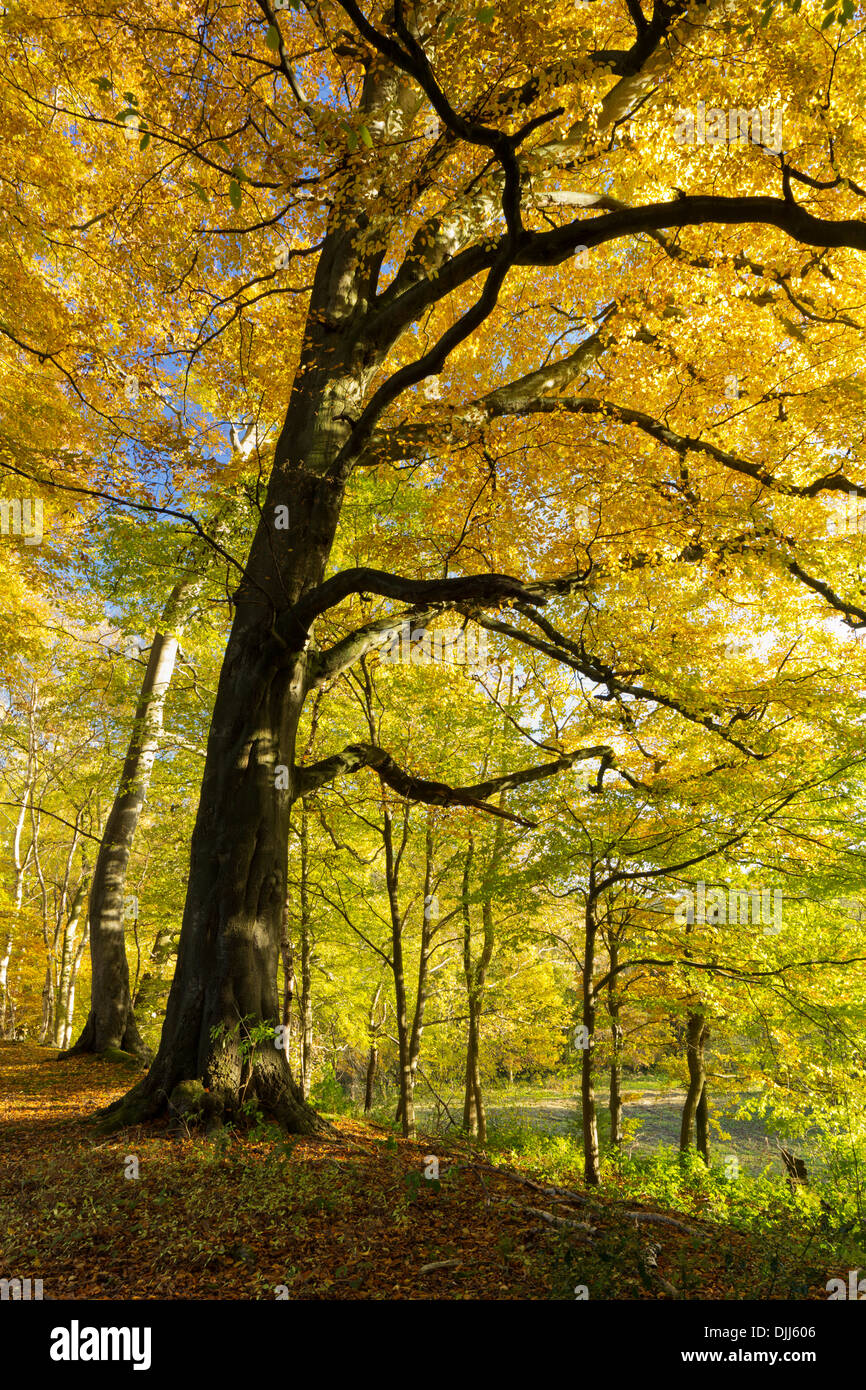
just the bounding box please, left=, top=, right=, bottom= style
left=820, top=9, right=837, bottom=24
left=229, top=179, right=242, bottom=210
left=92, top=76, right=112, bottom=93
left=359, top=124, right=373, bottom=148
left=123, top=92, right=139, bottom=105
left=346, top=129, right=358, bottom=153
left=476, top=4, right=495, bottom=22
left=114, top=107, right=139, bottom=123
left=759, top=6, right=774, bottom=25
left=444, top=16, right=461, bottom=37
left=189, top=181, right=210, bottom=204
left=139, top=131, right=150, bottom=151
left=265, top=24, right=280, bottom=51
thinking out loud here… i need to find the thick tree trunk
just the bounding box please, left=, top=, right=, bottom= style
left=65, top=579, right=197, bottom=1061
left=581, top=886, right=600, bottom=1186
left=105, top=53, right=427, bottom=1131
left=679, top=1011, right=710, bottom=1162
left=104, top=405, right=348, bottom=1132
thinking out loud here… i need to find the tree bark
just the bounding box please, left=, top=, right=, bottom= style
left=297, top=800, right=313, bottom=1098
left=52, top=877, right=90, bottom=1049
left=279, top=910, right=295, bottom=1067
left=679, top=1011, right=710, bottom=1163
left=606, top=939, right=623, bottom=1150
left=1, top=762, right=34, bottom=1037
left=65, top=578, right=197, bottom=1060
left=461, top=832, right=496, bottom=1145
left=364, top=983, right=383, bottom=1114
left=395, top=811, right=435, bottom=1125
left=385, top=807, right=415, bottom=1138
left=581, top=878, right=601, bottom=1186
left=102, top=389, right=353, bottom=1128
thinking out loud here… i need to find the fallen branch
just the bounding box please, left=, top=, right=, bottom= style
left=625, top=1210, right=700, bottom=1235
left=500, top=1197, right=596, bottom=1234
left=419, top=1259, right=463, bottom=1274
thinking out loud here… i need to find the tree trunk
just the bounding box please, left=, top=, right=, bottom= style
left=39, top=963, right=54, bottom=1046
left=364, top=1038, right=379, bottom=1113
left=279, top=911, right=295, bottom=1067
left=581, top=884, right=601, bottom=1186
left=385, top=808, right=415, bottom=1138
left=52, top=878, right=90, bottom=1049
left=297, top=801, right=313, bottom=1098
left=105, top=56, right=443, bottom=1132
left=461, top=805, right=502, bottom=1144
left=0, top=930, right=15, bottom=1039
left=65, top=579, right=197, bottom=1060
left=103, top=405, right=349, bottom=1131
left=2, top=733, right=34, bottom=1037
left=679, top=1011, right=710, bottom=1162
left=695, top=1082, right=710, bottom=1164
left=396, top=811, right=435, bottom=1125
left=607, top=940, right=623, bottom=1150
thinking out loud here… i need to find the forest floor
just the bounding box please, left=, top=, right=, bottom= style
left=0, top=1043, right=857, bottom=1300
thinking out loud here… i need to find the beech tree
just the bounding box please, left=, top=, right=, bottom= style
left=5, top=0, right=866, bottom=1133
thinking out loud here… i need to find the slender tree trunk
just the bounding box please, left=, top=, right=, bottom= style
left=132, top=927, right=175, bottom=1017
left=0, top=767, right=33, bottom=1039
left=0, top=931, right=15, bottom=1038
left=64, top=919, right=90, bottom=1051
left=279, top=910, right=295, bottom=1067
left=364, top=984, right=383, bottom=1114
left=396, top=812, right=435, bottom=1124
left=581, top=884, right=601, bottom=1186
left=385, top=809, right=415, bottom=1138
left=52, top=878, right=90, bottom=1049
left=39, top=964, right=55, bottom=1046
left=696, top=1082, right=710, bottom=1164
left=607, top=940, right=623, bottom=1150
left=297, top=801, right=313, bottom=1098
left=461, top=805, right=502, bottom=1143
left=461, top=841, right=478, bottom=1135
left=65, top=578, right=198, bottom=1060
left=679, top=1011, right=710, bottom=1162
